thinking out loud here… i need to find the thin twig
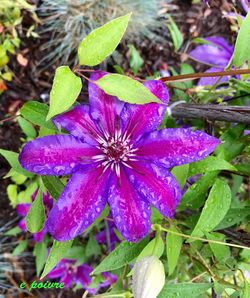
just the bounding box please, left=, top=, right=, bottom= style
left=161, top=68, right=250, bottom=83
left=158, top=226, right=250, bottom=250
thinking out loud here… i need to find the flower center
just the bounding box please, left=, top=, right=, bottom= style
left=92, top=129, right=138, bottom=177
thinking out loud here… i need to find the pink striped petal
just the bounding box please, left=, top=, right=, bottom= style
left=46, top=168, right=110, bottom=241
left=19, top=135, right=100, bottom=176
left=128, top=162, right=181, bottom=217
left=53, top=105, right=102, bottom=145
left=108, top=167, right=151, bottom=242
left=88, top=71, right=124, bottom=136
left=137, top=128, right=220, bottom=168
left=121, top=80, right=169, bottom=141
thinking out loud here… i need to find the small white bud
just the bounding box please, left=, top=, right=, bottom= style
left=132, top=256, right=165, bottom=298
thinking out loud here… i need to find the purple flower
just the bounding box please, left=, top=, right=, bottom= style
left=47, top=259, right=117, bottom=291
left=19, top=71, right=220, bottom=242
left=241, top=0, right=250, bottom=13
left=95, top=218, right=120, bottom=251
left=16, top=191, right=53, bottom=242
left=47, top=259, right=93, bottom=289
left=189, top=37, right=233, bottom=86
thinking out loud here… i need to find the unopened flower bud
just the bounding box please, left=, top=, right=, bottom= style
left=132, top=256, right=165, bottom=298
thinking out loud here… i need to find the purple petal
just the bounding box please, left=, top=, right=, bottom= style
left=19, top=135, right=100, bottom=176
left=88, top=71, right=124, bottom=136
left=128, top=162, right=181, bottom=218
left=121, top=80, right=169, bottom=141
left=198, top=67, right=230, bottom=86
left=100, top=272, right=118, bottom=288
left=53, top=105, right=102, bottom=145
left=241, top=0, right=250, bottom=13
left=137, top=128, right=220, bottom=168
left=60, top=272, right=74, bottom=288
left=46, top=168, right=110, bottom=241
left=107, top=167, right=151, bottom=242
left=33, top=227, right=47, bottom=242
left=47, top=266, right=66, bottom=279
left=204, top=37, right=233, bottom=55
left=16, top=203, right=30, bottom=216
left=76, top=264, right=93, bottom=287
left=18, top=219, right=27, bottom=231
left=42, top=192, right=54, bottom=211
left=189, top=37, right=232, bottom=67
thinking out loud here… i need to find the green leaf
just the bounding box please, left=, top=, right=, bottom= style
left=214, top=207, right=250, bottom=230
left=65, top=246, right=86, bottom=264
left=17, top=116, right=37, bottom=138
left=7, top=184, right=18, bottom=207
left=136, top=236, right=164, bottom=262
left=166, top=15, right=183, bottom=51
left=171, top=164, right=189, bottom=188
left=20, top=101, right=55, bottom=129
left=128, top=44, right=143, bottom=75
left=34, top=242, right=47, bottom=277
left=93, top=238, right=148, bottom=274
left=78, top=13, right=131, bottom=66
left=0, top=149, right=33, bottom=177
left=242, top=281, right=250, bottom=298
left=85, top=234, right=101, bottom=258
left=166, top=225, right=183, bottom=275
left=4, top=226, right=22, bottom=236
left=41, top=240, right=73, bottom=279
left=158, top=283, right=212, bottom=298
left=206, top=232, right=230, bottom=263
left=26, top=190, right=45, bottom=233
left=42, top=176, right=64, bottom=200
left=188, top=156, right=237, bottom=176
left=95, top=74, right=161, bottom=104
left=233, top=12, right=250, bottom=67
left=13, top=240, right=28, bottom=256
left=17, top=182, right=38, bottom=204
left=47, top=66, right=82, bottom=120
left=191, top=179, right=232, bottom=238
left=178, top=171, right=218, bottom=211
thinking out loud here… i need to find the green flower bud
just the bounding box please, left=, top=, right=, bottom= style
left=132, top=256, right=165, bottom=298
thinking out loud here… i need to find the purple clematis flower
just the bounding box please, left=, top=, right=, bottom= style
left=241, top=0, right=250, bottom=13
left=189, top=36, right=233, bottom=86
left=16, top=191, right=53, bottom=242
left=47, top=259, right=93, bottom=289
left=47, top=259, right=117, bottom=292
left=19, top=71, right=220, bottom=242
left=95, top=218, right=120, bottom=251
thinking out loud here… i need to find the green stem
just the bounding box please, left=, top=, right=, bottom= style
left=154, top=225, right=250, bottom=250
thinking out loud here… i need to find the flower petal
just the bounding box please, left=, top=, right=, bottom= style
left=241, top=0, right=250, bottom=13
left=19, top=135, right=100, bottom=176
left=16, top=203, right=30, bottom=216
left=108, top=167, right=151, bottom=242
left=88, top=71, right=124, bottom=136
left=46, top=168, right=109, bottom=241
left=204, top=37, right=233, bottom=55
left=60, top=272, right=73, bottom=288
left=189, top=37, right=232, bottom=67
left=137, top=128, right=220, bottom=168
left=47, top=265, right=66, bottom=279
left=198, top=67, right=230, bottom=86
left=33, top=228, right=47, bottom=242
left=128, top=162, right=181, bottom=217
left=76, top=264, right=93, bottom=287
left=53, top=105, right=102, bottom=145
left=18, top=219, right=27, bottom=231
left=121, top=80, right=169, bottom=141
